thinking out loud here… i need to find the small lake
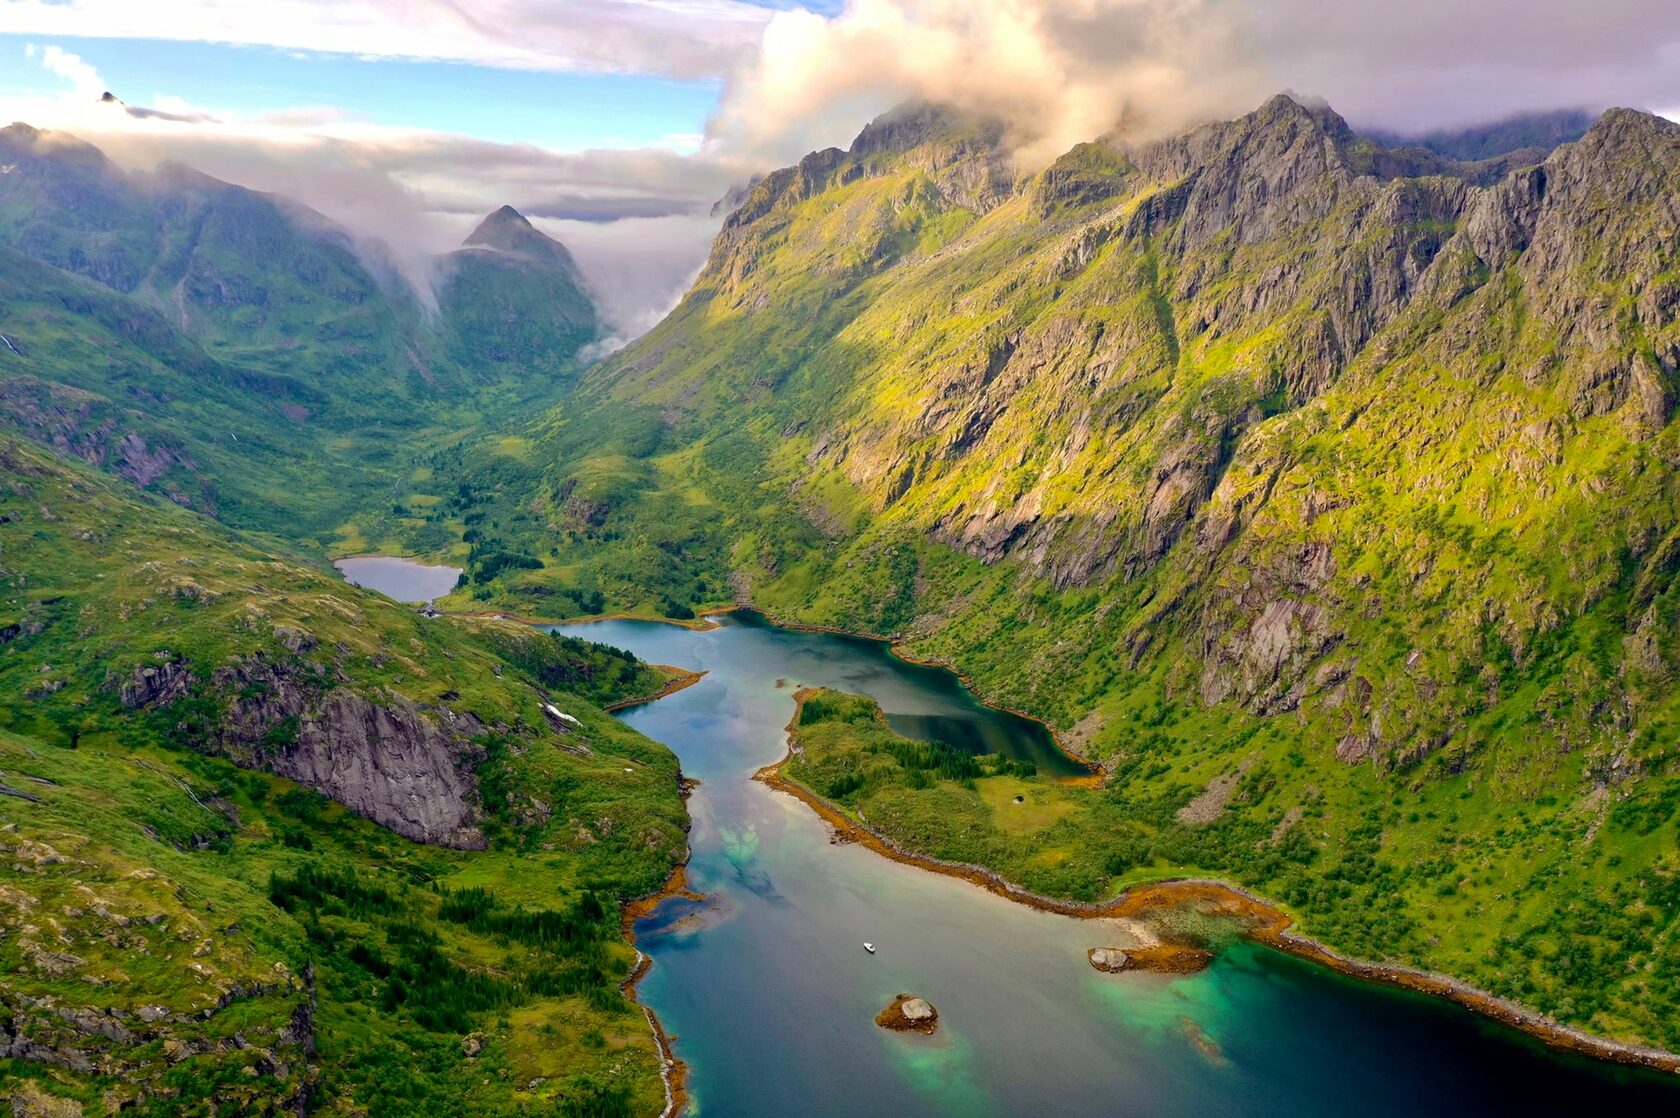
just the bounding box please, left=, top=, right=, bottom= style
left=553, top=611, right=1680, bottom=1117
left=333, top=555, right=462, bottom=602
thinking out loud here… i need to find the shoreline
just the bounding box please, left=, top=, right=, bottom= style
left=759, top=689, right=1680, bottom=1079
left=452, top=606, right=737, bottom=631
left=618, top=777, right=704, bottom=1118
left=729, top=604, right=1103, bottom=777
left=605, top=667, right=707, bottom=712
left=528, top=599, right=1092, bottom=783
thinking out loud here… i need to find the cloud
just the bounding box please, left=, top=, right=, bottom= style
left=709, top=0, right=1680, bottom=169
left=1, top=0, right=775, bottom=80
left=7, top=1, right=1680, bottom=348
left=535, top=211, right=721, bottom=350
left=3, top=41, right=746, bottom=333
left=79, top=115, right=743, bottom=326
left=27, top=44, right=107, bottom=100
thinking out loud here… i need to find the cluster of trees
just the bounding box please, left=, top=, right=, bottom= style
left=268, top=860, right=635, bottom=1035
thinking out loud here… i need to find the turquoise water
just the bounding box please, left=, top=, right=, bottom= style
left=554, top=611, right=1680, bottom=1116
left=333, top=555, right=462, bottom=602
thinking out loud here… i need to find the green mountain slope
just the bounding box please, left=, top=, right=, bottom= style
left=439, top=206, right=599, bottom=376
left=0, top=123, right=599, bottom=549
left=435, top=97, right=1680, bottom=1050
left=0, top=435, right=685, bottom=1114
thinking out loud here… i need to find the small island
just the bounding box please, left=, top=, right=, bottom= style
left=875, top=993, right=940, bottom=1034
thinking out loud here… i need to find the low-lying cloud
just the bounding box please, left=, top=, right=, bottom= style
left=1, top=45, right=746, bottom=336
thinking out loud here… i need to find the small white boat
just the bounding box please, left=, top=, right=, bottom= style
left=864, top=942, right=876, bottom=954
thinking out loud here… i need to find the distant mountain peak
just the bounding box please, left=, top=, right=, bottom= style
left=465, top=205, right=533, bottom=246
left=1364, top=108, right=1597, bottom=163
left=461, top=205, right=576, bottom=272
left=481, top=203, right=530, bottom=228
left=1247, top=92, right=1357, bottom=144
left=0, top=120, right=114, bottom=172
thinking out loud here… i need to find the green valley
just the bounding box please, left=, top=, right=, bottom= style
left=6, top=63, right=1680, bottom=1113
left=0, top=123, right=599, bottom=553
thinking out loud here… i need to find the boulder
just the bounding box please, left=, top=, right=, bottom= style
left=1087, top=947, right=1130, bottom=972
left=1089, top=944, right=1214, bottom=975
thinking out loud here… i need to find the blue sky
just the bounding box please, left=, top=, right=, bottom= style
left=0, top=33, right=725, bottom=150
left=0, top=1, right=852, bottom=152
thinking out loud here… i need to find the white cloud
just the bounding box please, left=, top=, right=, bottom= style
left=0, top=0, right=774, bottom=80
left=536, top=211, right=720, bottom=344
left=28, top=44, right=108, bottom=100
left=3, top=41, right=744, bottom=334
left=710, top=0, right=1680, bottom=169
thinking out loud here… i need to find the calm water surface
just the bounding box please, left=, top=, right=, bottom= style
left=333, top=555, right=462, bottom=602
left=553, top=611, right=1680, bottom=1117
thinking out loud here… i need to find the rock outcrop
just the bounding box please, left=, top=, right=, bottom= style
left=123, top=647, right=491, bottom=849
left=118, top=660, right=195, bottom=709
left=1087, top=944, right=1214, bottom=975
left=211, top=654, right=491, bottom=849
left=1087, top=947, right=1130, bottom=972
left=874, top=993, right=939, bottom=1034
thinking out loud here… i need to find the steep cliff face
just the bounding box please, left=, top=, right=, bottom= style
left=120, top=652, right=493, bottom=848
left=226, top=670, right=490, bottom=849
left=0, top=434, right=596, bottom=850
left=535, top=95, right=1680, bottom=739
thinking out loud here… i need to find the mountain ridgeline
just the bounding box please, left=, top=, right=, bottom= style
left=440, top=97, right=1680, bottom=1050
left=0, top=122, right=598, bottom=543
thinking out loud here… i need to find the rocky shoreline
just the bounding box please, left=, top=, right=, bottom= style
left=455, top=606, right=736, bottom=632
left=619, top=780, right=704, bottom=1118
left=759, top=691, right=1680, bottom=1079
left=1088, top=944, right=1213, bottom=975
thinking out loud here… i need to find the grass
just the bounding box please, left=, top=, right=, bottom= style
left=0, top=435, right=687, bottom=1115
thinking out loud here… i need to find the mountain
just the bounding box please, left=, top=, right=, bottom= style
left=433, top=96, right=1680, bottom=1051
left=0, top=123, right=600, bottom=548
left=0, top=433, right=686, bottom=1113
left=438, top=205, right=599, bottom=373
left=1366, top=107, right=1596, bottom=162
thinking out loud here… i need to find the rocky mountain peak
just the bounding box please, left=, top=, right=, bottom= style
left=1251, top=92, right=1356, bottom=142
left=1569, top=105, right=1680, bottom=160
left=462, top=205, right=576, bottom=272
left=466, top=204, right=534, bottom=244
left=849, top=100, right=1004, bottom=160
